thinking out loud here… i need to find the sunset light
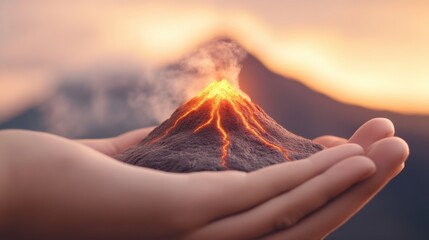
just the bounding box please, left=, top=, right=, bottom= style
left=1, top=1, right=428, bottom=118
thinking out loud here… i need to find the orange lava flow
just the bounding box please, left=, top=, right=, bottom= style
left=216, top=107, right=230, bottom=167
left=150, top=96, right=209, bottom=143
left=226, top=98, right=289, bottom=160
left=153, top=79, right=290, bottom=167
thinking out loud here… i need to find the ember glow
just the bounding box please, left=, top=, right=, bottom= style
left=152, top=79, right=290, bottom=167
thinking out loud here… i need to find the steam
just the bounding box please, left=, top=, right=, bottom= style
left=130, top=40, right=247, bottom=122
left=42, top=40, right=247, bottom=137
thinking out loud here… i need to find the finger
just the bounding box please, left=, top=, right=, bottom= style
left=111, top=127, right=155, bottom=153
left=187, top=156, right=375, bottom=240
left=313, top=135, right=347, bottom=148
left=77, top=127, right=155, bottom=156
left=265, top=137, right=409, bottom=240
left=348, top=118, right=395, bottom=150
left=313, top=118, right=394, bottom=150
left=186, top=144, right=364, bottom=220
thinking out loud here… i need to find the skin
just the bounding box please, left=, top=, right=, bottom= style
left=0, top=118, right=408, bottom=239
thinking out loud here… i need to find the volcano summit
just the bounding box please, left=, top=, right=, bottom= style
left=116, top=79, right=324, bottom=172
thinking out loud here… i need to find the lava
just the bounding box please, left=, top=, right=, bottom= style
left=152, top=79, right=290, bottom=168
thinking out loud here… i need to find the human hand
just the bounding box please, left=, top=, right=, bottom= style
left=0, top=118, right=408, bottom=239
left=77, top=119, right=408, bottom=239
left=76, top=118, right=409, bottom=239
left=81, top=128, right=376, bottom=239
left=263, top=118, right=409, bottom=239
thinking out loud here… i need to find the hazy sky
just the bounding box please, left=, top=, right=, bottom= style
left=1, top=0, right=428, bottom=122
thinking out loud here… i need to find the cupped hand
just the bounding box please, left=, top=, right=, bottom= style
left=77, top=118, right=408, bottom=239
left=265, top=118, right=409, bottom=239
left=0, top=118, right=408, bottom=240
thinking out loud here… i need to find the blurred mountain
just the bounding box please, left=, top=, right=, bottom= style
left=1, top=54, right=428, bottom=239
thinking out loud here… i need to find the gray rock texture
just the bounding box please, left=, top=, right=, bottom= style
left=116, top=80, right=324, bottom=172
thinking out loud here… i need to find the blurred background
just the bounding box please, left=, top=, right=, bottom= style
left=1, top=0, right=428, bottom=239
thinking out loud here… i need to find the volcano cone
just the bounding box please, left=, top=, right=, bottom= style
left=116, top=79, right=324, bottom=172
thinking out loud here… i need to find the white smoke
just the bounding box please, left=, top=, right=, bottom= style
left=42, top=40, right=247, bottom=137
left=130, top=40, right=247, bottom=121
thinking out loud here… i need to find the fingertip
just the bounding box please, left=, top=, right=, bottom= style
left=349, top=118, right=395, bottom=150
left=392, top=163, right=405, bottom=178
left=346, top=143, right=365, bottom=154
left=345, top=156, right=377, bottom=180
left=313, top=135, right=348, bottom=148
left=391, top=137, right=410, bottom=162
left=370, top=118, right=395, bottom=138
left=309, top=143, right=364, bottom=162
left=358, top=157, right=377, bottom=177
left=366, top=137, right=409, bottom=168
left=368, top=137, right=409, bottom=158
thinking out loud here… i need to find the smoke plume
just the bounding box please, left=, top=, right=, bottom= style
left=42, top=40, right=247, bottom=137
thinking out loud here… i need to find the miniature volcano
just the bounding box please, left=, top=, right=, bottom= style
left=116, top=79, right=324, bottom=172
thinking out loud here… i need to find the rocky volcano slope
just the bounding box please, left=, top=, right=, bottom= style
left=116, top=79, right=324, bottom=172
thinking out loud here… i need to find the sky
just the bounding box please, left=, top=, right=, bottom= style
left=1, top=0, right=428, bottom=122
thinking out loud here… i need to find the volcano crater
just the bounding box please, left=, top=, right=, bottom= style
left=116, top=79, right=324, bottom=172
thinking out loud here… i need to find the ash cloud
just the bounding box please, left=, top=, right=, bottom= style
left=42, top=40, right=247, bottom=138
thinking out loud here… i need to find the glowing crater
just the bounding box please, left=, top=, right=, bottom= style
left=151, top=79, right=290, bottom=167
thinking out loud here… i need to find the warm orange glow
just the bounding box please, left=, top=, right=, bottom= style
left=1, top=1, right=428, bottom=121
left=216, top=106, right=230, bottom=167
left=152, top=79, right=290, bottom=167
left=0, top=71, right=54, bottom=122
left=152, top=95, right=209, bottom=142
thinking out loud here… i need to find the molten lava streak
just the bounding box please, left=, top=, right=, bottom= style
left=153, top=79, right=290, bottom=168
